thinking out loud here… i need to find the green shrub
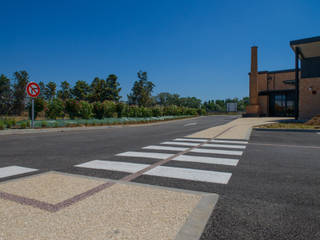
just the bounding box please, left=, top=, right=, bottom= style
left=46, top=99, right=65, bottom=120
left=0, top=121, right=4, bottom=130
left=140, top=107, right=153, bottom=117
left=28, top=98, right=45, bottom=120
left=127, top=106, right=138, bottom=117
left=151, top=106, right=163, bottom=117
left=92, top=102, right=104, bottom=119
left=79, top=101, right=93, bottom=119
left=164, top=105, right=182, bottom=116
left=65, top=99, right=81, bottom=119
left=116, top=102, right=128, bottom=118
left=41, top=121, right=48, bottom=127
left=0, top=118, right=16, bottom=129
left=185, top=108, right=198, bottom=116
left=198, top=108, right=207, bottom=115
left=102, top=101, right=116, bottom=118
left=20, top=121, right=29, bottom=129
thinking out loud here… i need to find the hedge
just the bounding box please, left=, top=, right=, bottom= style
left=42, top=100, right=206, bottom=120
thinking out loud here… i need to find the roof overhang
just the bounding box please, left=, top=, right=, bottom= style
left=259, top=89, right=295, bottom=96
left=290, top=36, right=320, bottom=59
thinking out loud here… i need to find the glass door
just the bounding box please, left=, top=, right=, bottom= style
left=269, top=92, right=295, bottom=117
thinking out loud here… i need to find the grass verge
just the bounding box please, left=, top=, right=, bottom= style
left=5, top=115, right=198, bottom=130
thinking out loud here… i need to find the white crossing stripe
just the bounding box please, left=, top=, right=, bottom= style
left=142, top=145, right=188, bottom=151
left=0, top=166, right=37, bottom=179
left=211, top=139, right=248, bottom=144
left=202, top=143, right=246, bottom=149
left=116, top=151, right=174, bottom=159
left=145, top=166, right=232, bottom=184
left=76, top=160, right=149, bottom=173
left=184, top=122, right=197, bottom=126
left=161, top=141, right=199, bottom=146
left=173, top=155, right=239, bottom=166
left=174, top=138, right=208, bottom=142
left=191, top=148, right=243, bottom=156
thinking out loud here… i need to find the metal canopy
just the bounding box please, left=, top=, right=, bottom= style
left=290, top=36, right=320, bottom=59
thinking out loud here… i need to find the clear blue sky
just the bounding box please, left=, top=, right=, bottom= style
left=1, top=0, right=319, bottom=101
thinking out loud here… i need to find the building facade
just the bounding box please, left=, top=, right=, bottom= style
left=246, top=36, right=320, bottom=120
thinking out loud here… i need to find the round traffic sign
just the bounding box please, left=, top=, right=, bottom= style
left=26, top=82, right=40, bottom=98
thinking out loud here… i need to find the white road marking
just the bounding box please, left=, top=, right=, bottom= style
left=76, top=160, right=149, bottom=172
left=161, top=141, right=199, bottom=146
left=174, top=138, right=208, bottom=142
left=202, top=143, right=246, bottom=149
left=211, top=139, right=248, bottom=144
left=116, top=151, right=174, bottom=159
left=145, top=166, right=232, bottom=184
left=173, top=155, right=239, bottom=166
left=191, top=148, right=243, bottom=156
left=142, top=145, right=188, bottom=151
left=0, top=166, right=37, bottom=179
left=184, top=122, right=197, bottom=126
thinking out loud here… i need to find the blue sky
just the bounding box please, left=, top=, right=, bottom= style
left=1, top=0, right=319, bottom=101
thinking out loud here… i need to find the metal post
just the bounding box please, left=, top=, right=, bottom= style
left=295, top=47, right=300, bottom=120
left=32, top=98, right=34, bottom=128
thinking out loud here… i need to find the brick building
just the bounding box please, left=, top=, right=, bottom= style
left=246, top=36, right=320, bottom=120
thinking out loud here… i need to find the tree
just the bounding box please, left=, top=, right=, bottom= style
left=38, top=81, right=46, bottom=99
left=57, top=81, right=72, bottom=101
left=154, top=92, right=176, bottom=106
left=128, top=71, right=155, bottom=107
left=0, top=74, right=13, bottom=114
left=72, top=80, right=90, bottom=100
left=89, top=77, right=106, bottom=102
left=44, top=81, right=57, bottom=101
left=45, top=98, right=64, bottom=119
left=13, top=70, right=29, bottom=115
left=28, top=97, right=45, bottom=119
left=105, top=74, right=121, bottom=102
left=179, top=97, right=201, bottom=108
left=203, top=100, right=216, bottom=112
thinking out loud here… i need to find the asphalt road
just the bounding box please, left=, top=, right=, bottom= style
left=200, top=129, right=320, bottom=240
left=1, top=115, right=319, bottom=240
left=0, top=115, right=238, bottom=178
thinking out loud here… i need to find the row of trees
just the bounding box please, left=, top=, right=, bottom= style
left=0, top=69, right=248, bottom=118
left=0, top=70, right=205, bottom=116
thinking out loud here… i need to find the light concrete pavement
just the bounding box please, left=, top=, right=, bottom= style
left=187, top=117, right=290, bottom=139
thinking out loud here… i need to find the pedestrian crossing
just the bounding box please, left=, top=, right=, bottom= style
left=75, top=137, right=247, bottom=186
left=142, top=145, right=188, bottom=151
left=117, top=151, right=174, bottom=159
left=0, top=166, right=37, bottom=179
left=190, top=148, right=243, bottom=156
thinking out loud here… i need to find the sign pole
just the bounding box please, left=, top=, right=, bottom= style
left=31, top=98, right=35, bottom=128
left=26, top=82, right=40, bottom=128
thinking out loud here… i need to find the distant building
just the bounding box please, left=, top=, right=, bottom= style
left=245, top=36, right=320, bottom=120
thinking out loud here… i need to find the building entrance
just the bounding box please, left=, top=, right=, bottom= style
left=269, top=91, right=295, bottom=116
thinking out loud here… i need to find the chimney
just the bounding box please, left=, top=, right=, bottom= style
left=251, top=46, right=258, bottom=73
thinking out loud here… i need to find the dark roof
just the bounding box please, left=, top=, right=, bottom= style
left=290, top=36, right=320, bottom=46
left=290, top=36, right=320, bottom=59
left=265, top=69, right=296, bottom=74
left=248, top=69, right=297, bottom=75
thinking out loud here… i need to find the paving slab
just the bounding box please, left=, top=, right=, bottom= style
left=0, top=171, right=218, bottom=240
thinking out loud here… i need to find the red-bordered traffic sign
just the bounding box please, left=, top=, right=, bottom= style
left=26, top=82, right=40, bottom=98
